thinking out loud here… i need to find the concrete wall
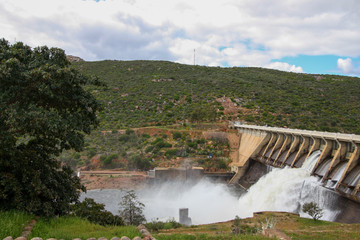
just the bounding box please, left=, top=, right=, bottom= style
left=231, top=123, right=360, bottom=203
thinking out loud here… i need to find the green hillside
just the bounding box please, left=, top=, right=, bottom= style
left=73, top=60, right=360, bottom=134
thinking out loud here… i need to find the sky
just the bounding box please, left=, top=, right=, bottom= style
left=1, top=0, right=360, bottom=76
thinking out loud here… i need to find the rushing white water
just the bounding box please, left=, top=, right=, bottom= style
left=237, top=150, right=339, bottom=221
left=81, top=150, right=341, bottom=224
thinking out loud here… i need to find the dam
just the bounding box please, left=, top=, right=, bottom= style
left=81, top=123, right=360, bottom=224
left=229, top=122, right=360, bottom=202
left=228, top=122, right=360, bottom=223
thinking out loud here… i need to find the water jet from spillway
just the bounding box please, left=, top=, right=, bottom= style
left=236, top=151, right=339, bottom=221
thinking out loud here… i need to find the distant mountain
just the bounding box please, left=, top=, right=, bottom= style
left=72, top=60, right=360, bottom=134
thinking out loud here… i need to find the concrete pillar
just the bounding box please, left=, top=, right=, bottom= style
left=273, top=133, right=292, bottom=165
left=336, top=142, right=360, bottom=191
left=311, top=138, right=333, bottom=175
left=305, top=136, right=321, bottom=160
left=291, top=136, right=310, bottom=168
left=259, top=133, right=277, bottom=162
left=280, top=134, right=300, bottom=167
left=322, top=140, right=347, bottom=182
left=265, top=133, right=284, bottom=165
left=179, top=208, right=192, bottom=226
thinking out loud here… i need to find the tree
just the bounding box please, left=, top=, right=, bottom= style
left=71, top=198, right=124, bottom=226
left=119, top=190, right=146, bottom=225
left=302, top=202, right=323, bottom=221
left=0, top=39, right=102, bottom=216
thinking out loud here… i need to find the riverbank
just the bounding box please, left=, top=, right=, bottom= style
left=80, top=170, right=149, bottom=190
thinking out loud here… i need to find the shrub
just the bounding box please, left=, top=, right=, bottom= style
left=172, top=131, right=182, bottom=140
left=302, top=202, right=323, bottom=221
left=165, top=149, right=178, bottom=159
left=71, top=198, right=124, bottom=226
left=146, top=218, right=181, bottom=232
left=128, top=154, right=152, bottom=170
left=125, top=129, right=135, bottom=135
left=119, top=190, right=145, bottom=226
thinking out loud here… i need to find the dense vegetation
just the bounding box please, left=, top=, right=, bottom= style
left=0, top=39, right=101, bottom=216
left=61, top=126, right=231, bottom=171
left=73, top=60, right=360, bottom=134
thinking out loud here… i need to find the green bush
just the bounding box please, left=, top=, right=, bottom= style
left=128, top=154, right=152, bottom=170
left=125, top=129, right=135, bottom=135
left=165, top=149, right=178, bottom=159
left=146, top=218, right=182, bottom=232
left=172, top=131, right=182, bottom=140
left=71, top=198, right=123, bottom=226
left=145, top=145, right=154, bottom=153
left=142, top=133, right=150, bottom=138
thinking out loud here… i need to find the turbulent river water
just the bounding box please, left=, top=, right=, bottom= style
left=81, top=151, right=340, bottom=224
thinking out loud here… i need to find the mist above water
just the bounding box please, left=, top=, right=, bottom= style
left=81, top=179, right=240, bottom=225
left=81, top=151, right=339, bottom=224
left=140, top=180, right=239, bottom=224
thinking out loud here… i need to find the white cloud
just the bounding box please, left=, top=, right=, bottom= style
left=0, top=0, right=359, bottom=74
left=264, top=62, right=304, bottom=73
left=337, top=58, right=360, bottom=74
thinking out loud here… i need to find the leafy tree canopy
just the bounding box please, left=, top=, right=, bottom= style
left=302, top=202, right=323, bottom=221
left=0, top=39, right=102, bottom=216
left=119, top=190, right=146, bottom=226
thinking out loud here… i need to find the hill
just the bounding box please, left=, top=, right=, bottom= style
left=72, top=60, right=360, bottom=134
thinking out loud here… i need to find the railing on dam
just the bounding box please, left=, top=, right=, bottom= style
left=229, top=122, right=360, bottom=203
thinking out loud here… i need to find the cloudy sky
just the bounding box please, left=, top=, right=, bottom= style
left=1, top=0, right=360, bottom=76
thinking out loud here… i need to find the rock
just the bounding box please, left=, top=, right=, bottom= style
left=119, top=237, right=130, bottom=240
left=132, top=237, right=142, bottom=240
left=3, top=236, right=13, bottom=240
left=72, top=238, right=82, bottom=240
left=31, top=238, right=43, bottom=240
left=86, top=238, right=97, bottom=240
left=142, top=237, right=156, bottom=240
left=46, top=238, right=57, bottom=240
left=98, top=238, right=107, bottom=240
left=24, top=226, right=33, bottom=231
left=66, top=55, right=84, bottom=62
left=110, top=238, right=120, bottom=240
left=14, top=237, right=26, bottom=240
left=136, top=224, right=147, bottom=231
left=140, top=229, right=151, bottom=236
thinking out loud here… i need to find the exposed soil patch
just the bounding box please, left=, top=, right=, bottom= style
left=80, top=170, right=149, bottom=190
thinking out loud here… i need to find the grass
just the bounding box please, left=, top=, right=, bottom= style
left=30, top=216, right=140, bottom=240
left=1, top=210, right=359, bottom=240
left=0, top=210, right=34, bottom=238
left=154, top=212, right=360, bottom=240
left=155, top=234, right=272, bottom=240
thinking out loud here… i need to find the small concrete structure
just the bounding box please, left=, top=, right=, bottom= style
left=179, top=208, right=192, bottom=226
left=154, top=167, right=204, bottom=182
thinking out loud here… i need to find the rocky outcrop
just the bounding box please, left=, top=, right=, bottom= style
left=66, top=55, right=84, bottom=62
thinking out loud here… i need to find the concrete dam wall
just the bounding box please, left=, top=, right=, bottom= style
left=229, top=123, right=360, bottom=204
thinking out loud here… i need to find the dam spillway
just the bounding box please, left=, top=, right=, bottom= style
left=229, top=122, right=360, bottom=204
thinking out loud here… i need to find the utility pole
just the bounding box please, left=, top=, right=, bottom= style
left=193, top=49, right=196, bottom=65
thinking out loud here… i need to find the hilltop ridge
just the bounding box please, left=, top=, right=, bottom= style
left=72, top=60, right=360, bottom=134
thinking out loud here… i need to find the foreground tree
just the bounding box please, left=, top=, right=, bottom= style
left=71, top=198, right=124, bottom=226
left=0, top=39, right=101, bottom=216
left=119, top=190, right=146, bottom=225
left=302, top=202, right=323, bottom=221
